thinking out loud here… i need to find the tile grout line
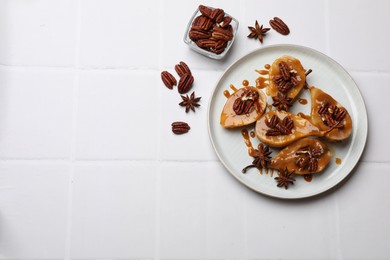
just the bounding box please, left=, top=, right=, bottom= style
left=65, top=0, right=82, bottom=259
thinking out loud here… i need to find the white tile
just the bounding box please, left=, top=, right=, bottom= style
left=246, top=186, right=338, bottom=259
left=0, top=68, right=73, bottom=159
left=161, top=1, right=247, bottom=70
left=329, top=0, right=390, bottom=71
left=160, top=162, right=246, bottom=259
left=0, top=0, right=77, bottom=66
left=75, top=70, right=158, bottom=160
left=79, top=0, right=160, bottom=68
left=351, top=72, right=390, bottom=162
left=0, top=163, right=70, bottom=258
left=244, top=0, right=328, bottom=54
left=336, top=162, right=390, bottom=259
left=70, top=163, right=156, bottom=258
left=159, top=70, right=219, bottom=161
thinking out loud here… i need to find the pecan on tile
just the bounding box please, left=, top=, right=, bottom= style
left=175, top=61, right=192, bottom=77
left=171, top=121, right=191, bottom=134
left=269, top=17, right=290, bottom=35
left=161, top=71, right=177, bottom=89
left=177, top=73, right=194, bottom=94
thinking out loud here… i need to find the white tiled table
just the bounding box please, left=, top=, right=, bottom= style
left=0, top=0, right=389, bottom=259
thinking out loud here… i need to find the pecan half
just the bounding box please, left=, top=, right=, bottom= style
left=196, top=38, right=218, bottom=48
left=210, top=8, right=225, bottom=23
left=171, top=121, right=190, bottom=134
left=218, top=16, right=232, bottom=28
left=199, top=5, right=212, bottom=18
left=189, top=29, right=211, bottom=41
left=269, top=17, right=290, bottom=35
left=211, top=26, right=233, bottom=41
left=161, top=71, right=177, bottom=89
left=178, top=73, right=194, bottom=94
left=175, top=61, right=192, bottom=77
left=232, top=89, right=260, bottom=115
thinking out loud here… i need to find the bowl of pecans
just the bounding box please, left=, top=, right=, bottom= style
left=183, top=5, right=239, bottom=60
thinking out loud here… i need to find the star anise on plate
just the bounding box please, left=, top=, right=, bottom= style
left=242, top=143, right=272, bottom=173
left=272, top=92, right=293, bottom=111
left=274, top=167, right=296, bottom=189
left=179, top=91, right=201, bottom=113
left=247, top=20, right=270, bottom=43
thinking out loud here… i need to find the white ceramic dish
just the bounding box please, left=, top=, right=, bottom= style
left=208, top=44, right=368, bottom=199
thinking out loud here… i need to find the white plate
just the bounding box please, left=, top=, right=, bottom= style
left=208, top=44, right=368, bottom=199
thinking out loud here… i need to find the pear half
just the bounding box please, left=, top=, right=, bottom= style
left=309, top=86, right=352, bottom=141
left=268, top=55, right=306, bottom=99
left=255, top=110, right=322, bottom=147
left=220, top=87, right=267, bottom=128
left=268, top=138, right=332, bottom=175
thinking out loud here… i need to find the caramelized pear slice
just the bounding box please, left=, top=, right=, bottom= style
left=309, top=86, right=352, bottom=141
left=268, top=55, right=306, bottom=99
left=255, top=110, right=322, bottom=147
left=268, top=138, right=332, bottom=175
left=220, top=87, right=267, bottom=128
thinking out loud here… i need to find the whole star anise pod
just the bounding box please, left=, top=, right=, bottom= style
left=242, top=143, right=272, bottom=173
left=274, top=168, right=296, bottom=189
left=247, top=20, right=270, bottom=43
left=272, top=92, right=293, bottom=111
left=179, top=91, right=201, bottom=113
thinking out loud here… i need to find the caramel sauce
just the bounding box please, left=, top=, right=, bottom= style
left=250, top=131, right=256, bottom=138
left=223, top=90, right=231, bottom=98
left=230, top=84, right=237, bottom=92
left=242, top=80, right=249, bottom=86
left=241, top=129, right=256, bottom=156
left=335, top=157, right=342, bottom=165
left=304, top=174, right=313, bottom=182
left=298, top=98, right=308, bottom=105
left=256, top=70, right=269, bottom=75
left=297, top=112, right=312, bottom=121
left=255, top=76, right=269, bottom=89
left=264, top=64, right=271, bottom=69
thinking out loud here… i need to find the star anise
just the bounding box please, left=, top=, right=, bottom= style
left=272, top=92, right=293, bottom=111
left=242, top=143, right=272, bottom=173
left=179, top=91, right=201, bottom=113
left=274, top=167, right=296, bottom=189
left=247, top=20, right=270, bottom=43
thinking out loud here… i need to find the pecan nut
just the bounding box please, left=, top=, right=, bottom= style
left=175, top=61, right=192, bottom=77
left=195, top=38, right=217, bottom=49
left=189, top=29, right=211, bottom=41
left=211, top=27, right=233, bottom=41
left=210, top=8, right=225, bottom=23
left=161, top=71, right=177, bottom=89
left=199, top=5, right=212, bottom=18
left=171, top=121, right=190, bottom=134
left=218, top=16, right=232, bottom=28
left=178, top=73, right=194, bottom=94
left=269, top=17, right=290, bottom=35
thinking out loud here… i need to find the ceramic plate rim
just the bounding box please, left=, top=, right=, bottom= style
left=207, top=44, right=368, bottom=199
